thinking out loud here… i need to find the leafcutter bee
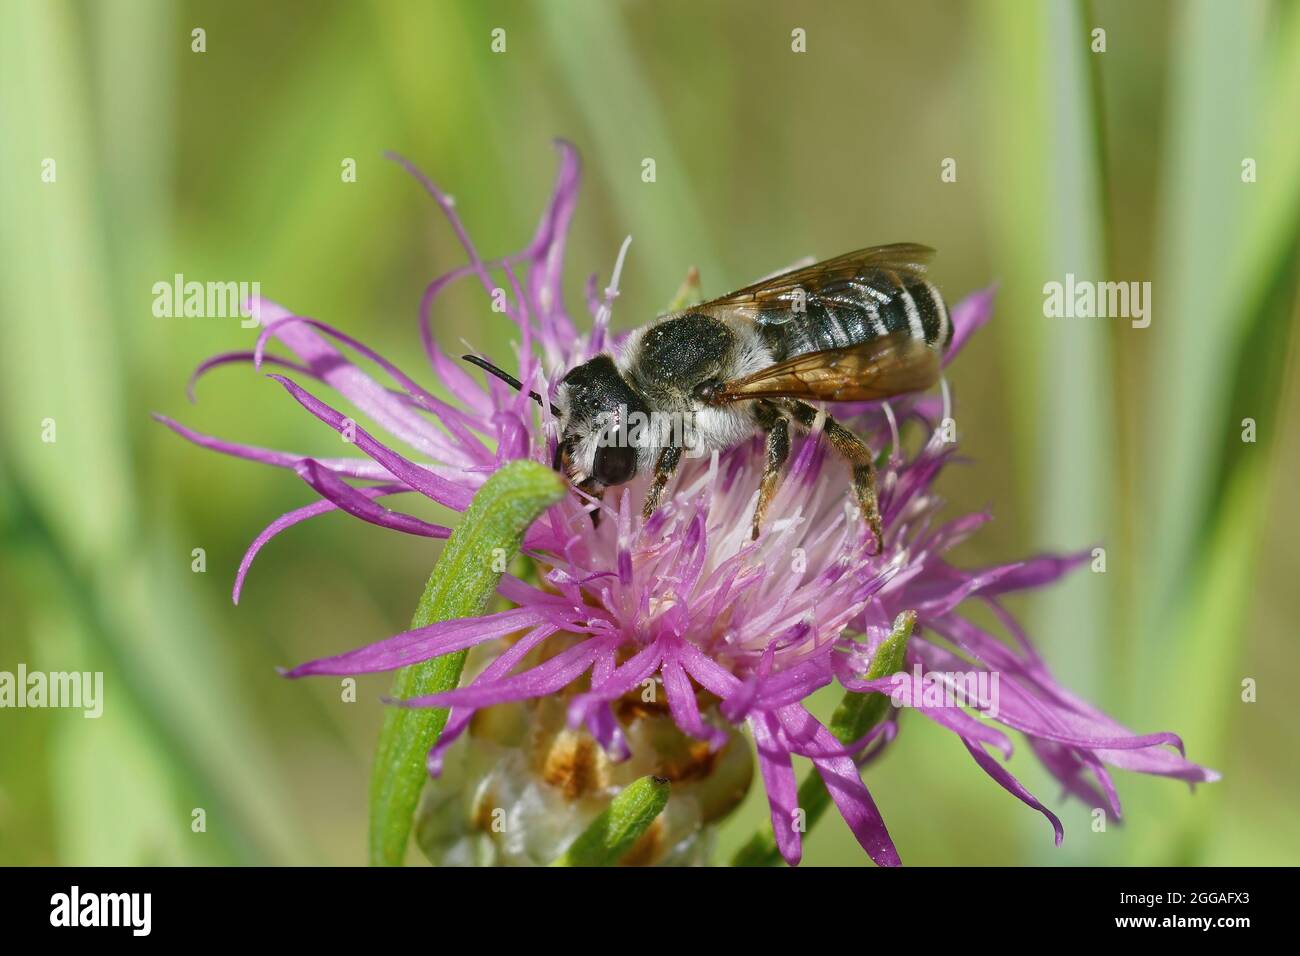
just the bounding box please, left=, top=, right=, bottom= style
left=465, top=243, right=951, bottom=551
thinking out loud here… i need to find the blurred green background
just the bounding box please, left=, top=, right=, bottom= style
left=2, top=0, right=1297, bottom=866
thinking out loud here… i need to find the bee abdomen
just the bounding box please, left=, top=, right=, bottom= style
left=883, top=279, right=951, bottom=350
left=760, top=275, right=951, bottom=361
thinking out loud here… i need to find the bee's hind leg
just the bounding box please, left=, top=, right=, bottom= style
left=782, top=399, right=884, bottom=554
left=642, top=446, right=683, bottom=519
left=746, top=401, right=790, bottom=539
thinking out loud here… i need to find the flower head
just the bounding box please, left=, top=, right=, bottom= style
left=161, top=141, right=1217, bottom=866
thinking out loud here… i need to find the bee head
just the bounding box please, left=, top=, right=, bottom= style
left=553, top=355, right=650, bottom=491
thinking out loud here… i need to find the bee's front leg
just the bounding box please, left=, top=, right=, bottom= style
left=783, top=399, right=883, bottom=554
left=642, top=446, right=683, bottom=519
left=576, top=477, right=606, bottom=528
left=751, top=415, right=790, bottom=539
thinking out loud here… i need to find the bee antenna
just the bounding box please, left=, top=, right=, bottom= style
left=461, top=355, right=556, bottom=414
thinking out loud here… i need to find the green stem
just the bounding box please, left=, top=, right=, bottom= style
left=368, top=460, right=567, bottom=866
left=731, top=611, right=915, bottom=867
left=550, top=776, right=671, bottom=867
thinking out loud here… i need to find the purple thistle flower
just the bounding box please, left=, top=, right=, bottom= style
left=160, top=141, right=1217, bottom=866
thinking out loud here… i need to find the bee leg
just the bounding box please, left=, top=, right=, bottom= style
left=576, top=478, right=605, bottom=528
left=783, top=399, right=884, bottom=554
left=751, top=415, right=790, bottom=539
left=642, top=446, right=683, bottom=519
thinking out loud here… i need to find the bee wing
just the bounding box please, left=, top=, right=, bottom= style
left=715, top=331, right=941, bottom=403
left=692, top=243, right=935, bottom=326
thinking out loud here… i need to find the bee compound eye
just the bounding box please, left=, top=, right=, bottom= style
left=592, top=445, right=637, bottom=486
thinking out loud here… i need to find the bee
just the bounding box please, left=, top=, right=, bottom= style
left=465, top=243, right=951, bottom=551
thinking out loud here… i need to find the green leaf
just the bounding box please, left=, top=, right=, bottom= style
left=731, top=611, right=915, bottom=867
left=829, top=610, right=916, bottom=742
left=368, top=460, right=567, bottom=866
left=550, top=775, right=671, bottom=867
